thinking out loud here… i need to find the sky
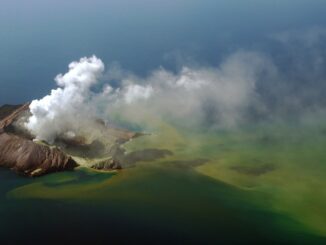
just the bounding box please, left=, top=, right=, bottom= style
left=1, top=0, right=326, bottom=105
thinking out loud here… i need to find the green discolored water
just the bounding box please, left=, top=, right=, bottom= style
left=1, top=121, right=326, bottom=244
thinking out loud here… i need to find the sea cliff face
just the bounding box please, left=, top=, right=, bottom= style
left=0, top=103, right=145, bottom=176
left=0, top=104, right=78, bottom=176
left=0, top=103, right=167, bottom=176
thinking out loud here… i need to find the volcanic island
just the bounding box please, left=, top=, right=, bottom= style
left=0, top=103, right=166, bottom=177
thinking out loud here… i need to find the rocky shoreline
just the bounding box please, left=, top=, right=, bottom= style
left=0, top=104, right=173, bottom=177
left=0, top=104, right=78, bottom=176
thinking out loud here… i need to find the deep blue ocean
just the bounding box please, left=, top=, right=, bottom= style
left=1, top=0, right=326, bottom=104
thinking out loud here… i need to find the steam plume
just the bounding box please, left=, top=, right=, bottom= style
left=25, top=56, right=104, bottom=143
left=24, top=27, right=326, bottom=142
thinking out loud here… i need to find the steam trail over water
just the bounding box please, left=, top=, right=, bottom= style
left=24, top=51, right=269, bottom=142
left=24, top=28, right=326, bottom=142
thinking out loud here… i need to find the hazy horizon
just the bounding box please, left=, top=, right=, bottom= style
left=1, top=0, right=326, bottom=106
left=1, top=1, right=326, bottom=244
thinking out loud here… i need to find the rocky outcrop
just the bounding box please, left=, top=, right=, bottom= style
left=0, top=103, right=30, bottom=130
left=0, top=132, right=77, bottom=176
left=0, top=104, right=78, bottom=177
left=91, top=158, right=122, bottom=170
left=0, top=104, right=23, bottom=120
left=0, top=103, right=150, bottom=176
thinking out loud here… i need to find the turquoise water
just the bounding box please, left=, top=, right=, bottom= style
left=1, top=122, right=326, bottom=244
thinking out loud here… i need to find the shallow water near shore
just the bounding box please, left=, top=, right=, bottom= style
left=1, top=121, right=326, bottom=244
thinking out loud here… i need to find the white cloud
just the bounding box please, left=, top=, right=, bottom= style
left=123, top=84, right=154, bottom=104
left=102, top=51, right=272, bottom=128
left=23, top=51, right=276, bottom=141
left=25, top=56, right=104, bottom=143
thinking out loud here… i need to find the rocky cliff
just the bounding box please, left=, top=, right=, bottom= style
left=0, top=104, right=78, bottom=177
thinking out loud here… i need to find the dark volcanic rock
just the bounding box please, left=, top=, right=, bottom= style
left=117, top=148, right=173, bottom=167
left=91, top=158, right=122, bottom=170
left=0, top=104, right=78, bottom=177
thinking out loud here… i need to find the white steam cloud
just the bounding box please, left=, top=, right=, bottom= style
left=24, top=51, right=275, bottom=142
left=20, top=27, right=326, bottom=143
left=25, top=56, right=104, bottom=143
left=100, top=51, right=273, bottom=128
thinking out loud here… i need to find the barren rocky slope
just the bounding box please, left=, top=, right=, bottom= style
left=0, top=104, right=170, bottom=176
left=0, top=104, right=78, bottom=176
